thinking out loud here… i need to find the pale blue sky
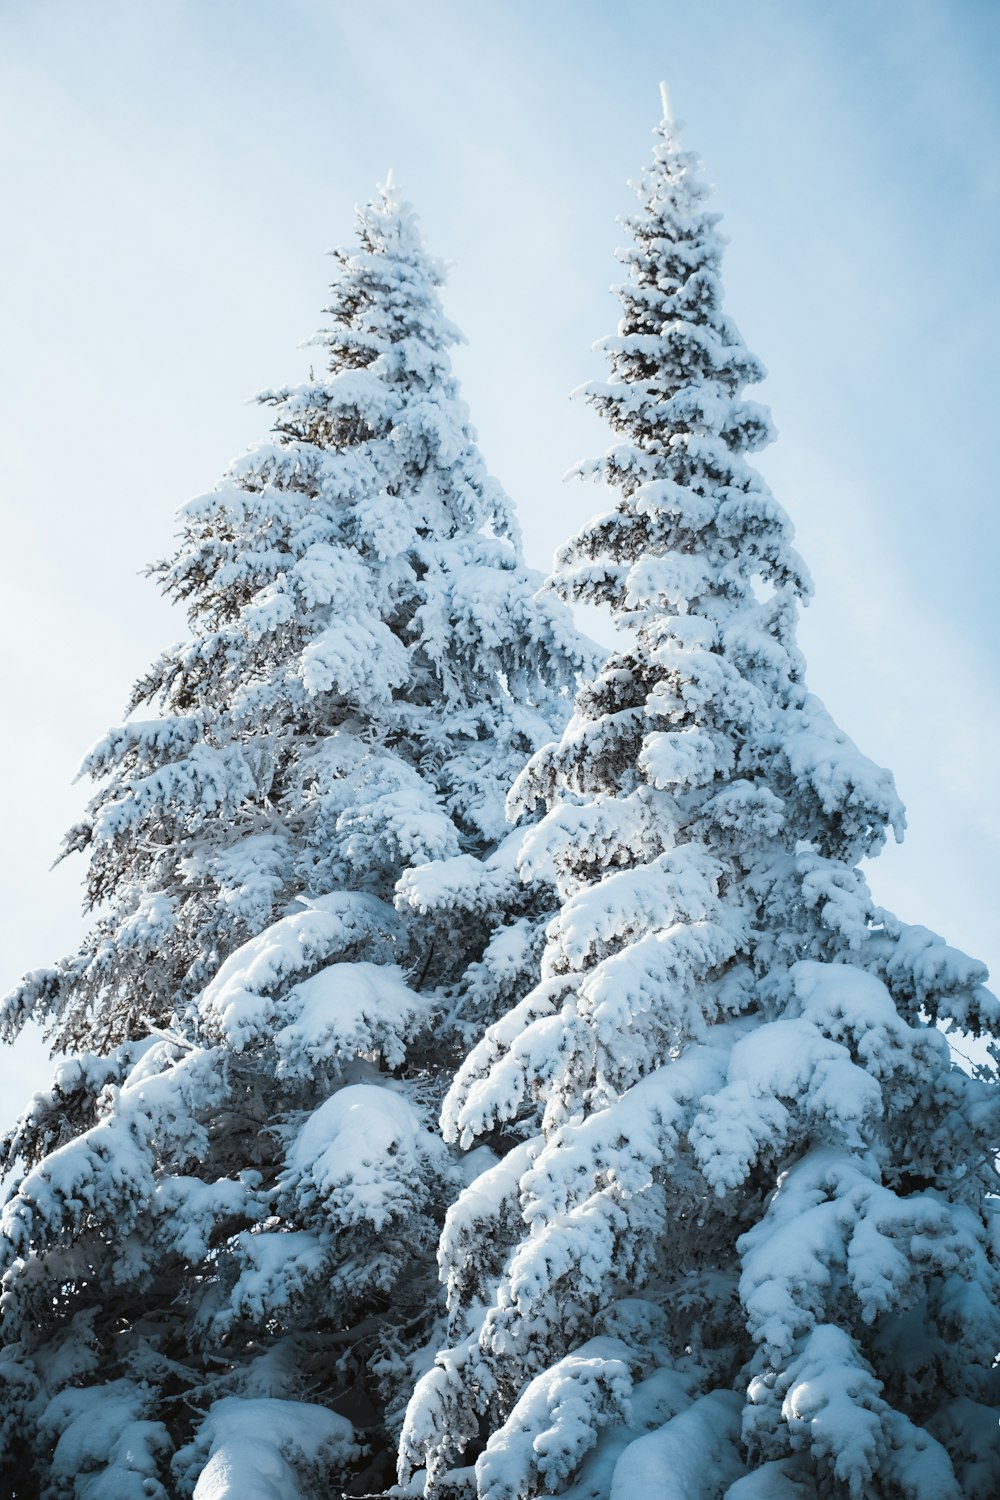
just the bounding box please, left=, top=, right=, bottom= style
left=1, top=0, right=997, bottom=1106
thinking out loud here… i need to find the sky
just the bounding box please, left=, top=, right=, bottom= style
left=0, top=0, right=998, bottom=1114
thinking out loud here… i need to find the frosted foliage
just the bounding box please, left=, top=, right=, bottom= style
left=475, top=1341, right=632, bottom=1500
left=0, top=180, right=587, bottom=1497
left=174, top=1396, right=357, bottom=1499
left=39, top=1380, right=170, bottom=1500
left=400, top=104, right=1000, bottom=1499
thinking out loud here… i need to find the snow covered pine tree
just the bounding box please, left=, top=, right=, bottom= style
left=400, top=92, right=1000, bottom=1500
left=0, top=178, right=588, bottom=1498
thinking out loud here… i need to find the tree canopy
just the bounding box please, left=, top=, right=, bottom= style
left=400, top=98, right=1000, bottom=1500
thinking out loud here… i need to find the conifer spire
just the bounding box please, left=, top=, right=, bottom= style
left=0, top=182, right=588, bottom=1498
left=400, top=103, right=999, bottom=1500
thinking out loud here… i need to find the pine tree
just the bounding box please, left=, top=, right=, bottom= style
left=0, top=178, right=589, bottom=1499
left=400, top=94, right=1000, bottom=1500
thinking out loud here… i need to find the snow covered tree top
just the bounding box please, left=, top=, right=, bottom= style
left=3, top=177, right=589, bottom=1056
left=535, top=95, right=904, bottom=867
